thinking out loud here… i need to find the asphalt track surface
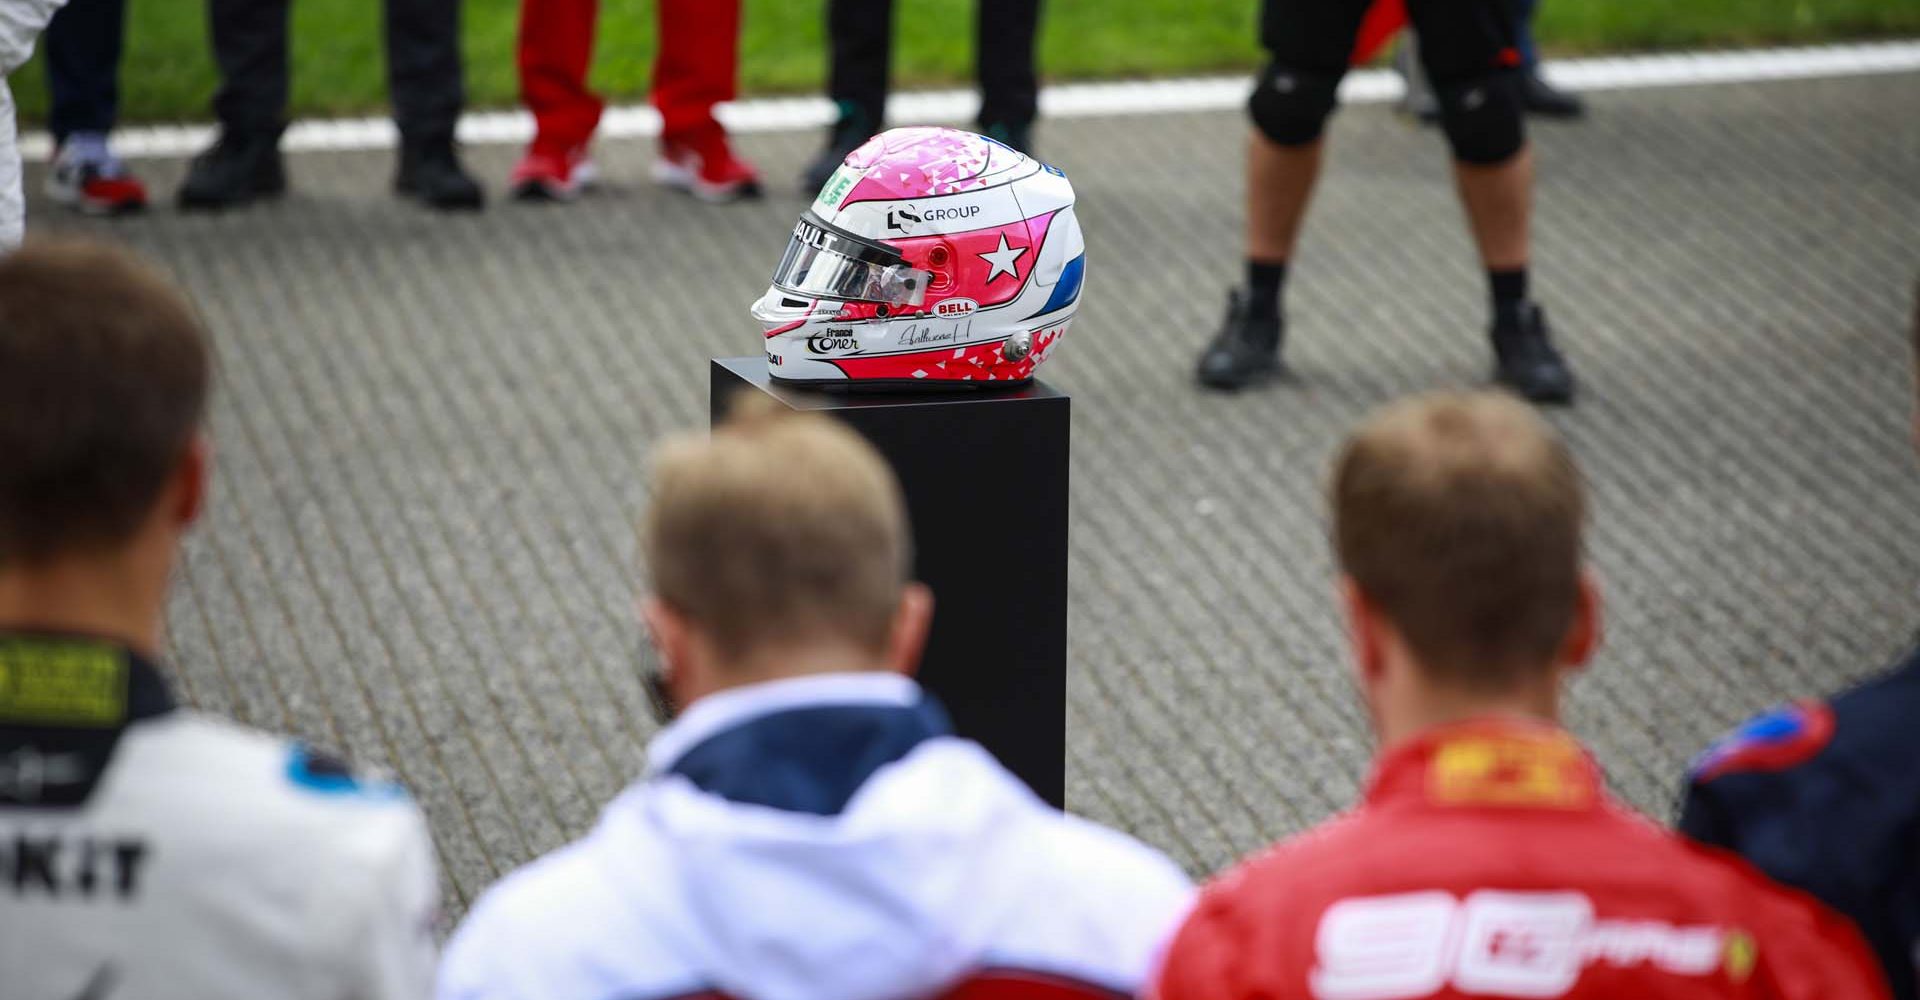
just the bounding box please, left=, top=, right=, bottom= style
left=28, top=70, right=1920, bottom=915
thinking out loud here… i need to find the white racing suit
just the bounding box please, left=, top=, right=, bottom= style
left=440, top=671, right=1196, bottom=1000
left=0, top=633, right=440, bottom=1000
left=0, top=0, right=64, bottom=248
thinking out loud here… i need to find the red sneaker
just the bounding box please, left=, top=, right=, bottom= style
left=45, top=152, right=148, bottom=216
left=509, top=145, right=596, bottom=202
left=654, top=129, right=762, bottom=203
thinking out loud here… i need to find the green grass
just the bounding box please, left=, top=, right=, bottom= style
left=10, top=0, right=1920, bottom=125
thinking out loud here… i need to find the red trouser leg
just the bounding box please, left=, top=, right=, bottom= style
left=518, top=0, right=603, bottom=154
left=653, top=0, right=739, bottom=142
left=1353, top=0, right=1407, bottom=64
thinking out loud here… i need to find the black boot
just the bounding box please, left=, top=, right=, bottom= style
left=1406, top=91, right=1441, bottom=126
left=981, top=120, right=1033, bottom=156
left=1492, top=302, right=1576, bottom=404
left=1520, top=71, right=1587, bottom=119
left=1196, top=289, right=1285, bottom=390
left=1394, top=41, right=1441, bottom=126
left=396, top=135, right=484, bottom=210
left=177, top=128, right=287, bottom=210
left=801, top=108, right=877, bottom=195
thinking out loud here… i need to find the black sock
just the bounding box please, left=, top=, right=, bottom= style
left=1489, top=267, right=1528, bottom=324
left=1247, top=260, right=1287, bottom=320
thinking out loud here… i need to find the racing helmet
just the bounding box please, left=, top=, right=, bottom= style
left=752, top=126, right=1085, bottom=387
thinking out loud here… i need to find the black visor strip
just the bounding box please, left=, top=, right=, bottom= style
left=794, top=211, right=905, bottom=266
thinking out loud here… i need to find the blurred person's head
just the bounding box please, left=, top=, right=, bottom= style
left=1331, top=391, right=1599, bottom=748
left=640, top=397, right=932, bottom=716
left=0, top=239, right=212, bottom=654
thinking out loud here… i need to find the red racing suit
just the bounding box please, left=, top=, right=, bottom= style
left=1155, top=718, right=1890, bottom=1000
left=516, top=0, right=740, bottom=155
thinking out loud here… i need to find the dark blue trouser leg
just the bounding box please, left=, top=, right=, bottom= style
left=44, top=0, right=127, bottom=143
left=1513, top=0, right=1540, bottom=69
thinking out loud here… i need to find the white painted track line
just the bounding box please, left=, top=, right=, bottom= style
left=19, top=38, right=1920, bottom=161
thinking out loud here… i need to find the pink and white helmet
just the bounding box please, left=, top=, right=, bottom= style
left=751, top=126, right=1084, bottom=387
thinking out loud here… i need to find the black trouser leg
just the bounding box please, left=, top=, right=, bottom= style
left=976, top=0, right=1039, bottom=129
left=209, top=0, right=291, bottom=133
left=1258, top=0, right=1372, bottom=79
left=827, top=0, right=892, bottom=130
left=386, top=0, right=466, bottom=143
left=1404, top=0, right=1517, bottom=85
left=44, top=0, right=127, bottom=143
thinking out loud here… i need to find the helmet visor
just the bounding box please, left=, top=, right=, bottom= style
left=771, top=213, right=931, bottom=308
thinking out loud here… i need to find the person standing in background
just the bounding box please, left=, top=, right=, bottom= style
left=1196, top=0, right=1576, bottom=402
left=41, top=0, right=147, bottom=215
left=0, top=0, right=65, bottom=247
left=510, top=0, right=760, bottom=202
left=178, top=0, right=483, bottom=210
left=799, top=0, right=1040, bottom=194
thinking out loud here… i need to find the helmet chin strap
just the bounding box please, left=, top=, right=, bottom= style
left=750, top=289, right=835, bottom=335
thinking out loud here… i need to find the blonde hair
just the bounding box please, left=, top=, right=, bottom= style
left=1332, top=391, right=1586, bottom=691
left=644, top=396, right=911, bottom=660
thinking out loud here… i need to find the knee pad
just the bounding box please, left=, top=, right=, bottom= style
left=1248, top=62, right=1341, bottom=146
left=1434, top=71, right=1525, bottom=165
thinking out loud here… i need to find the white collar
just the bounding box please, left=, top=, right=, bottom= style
left=645, top=671, right=923, bottom=776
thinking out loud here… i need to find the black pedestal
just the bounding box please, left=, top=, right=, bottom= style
left=711, top=357, right=1067, bottom=808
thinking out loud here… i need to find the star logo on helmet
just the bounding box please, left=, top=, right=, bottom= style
left=978, top=234, right=1028, bottom=283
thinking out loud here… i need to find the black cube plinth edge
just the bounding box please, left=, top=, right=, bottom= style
left=711, top=357, right=1067, bottom=809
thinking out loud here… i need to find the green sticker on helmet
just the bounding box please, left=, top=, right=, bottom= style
left=817, top=165, right=857, bottom=209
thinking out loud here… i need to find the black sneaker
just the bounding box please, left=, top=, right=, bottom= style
left=1520, top=71, right=1586, bottom=119
left=396, top=136, right=485, bottom=210
left=1196, top=289, right=1284, bottom=390
left=1492, top=302, right=1576, bottom=404
left=177, top=128, right=286, bottom=210
left=801, top=110, right=877, bottom=195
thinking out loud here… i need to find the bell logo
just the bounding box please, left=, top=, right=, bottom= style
left=934, top=298, right=978, bottom=318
